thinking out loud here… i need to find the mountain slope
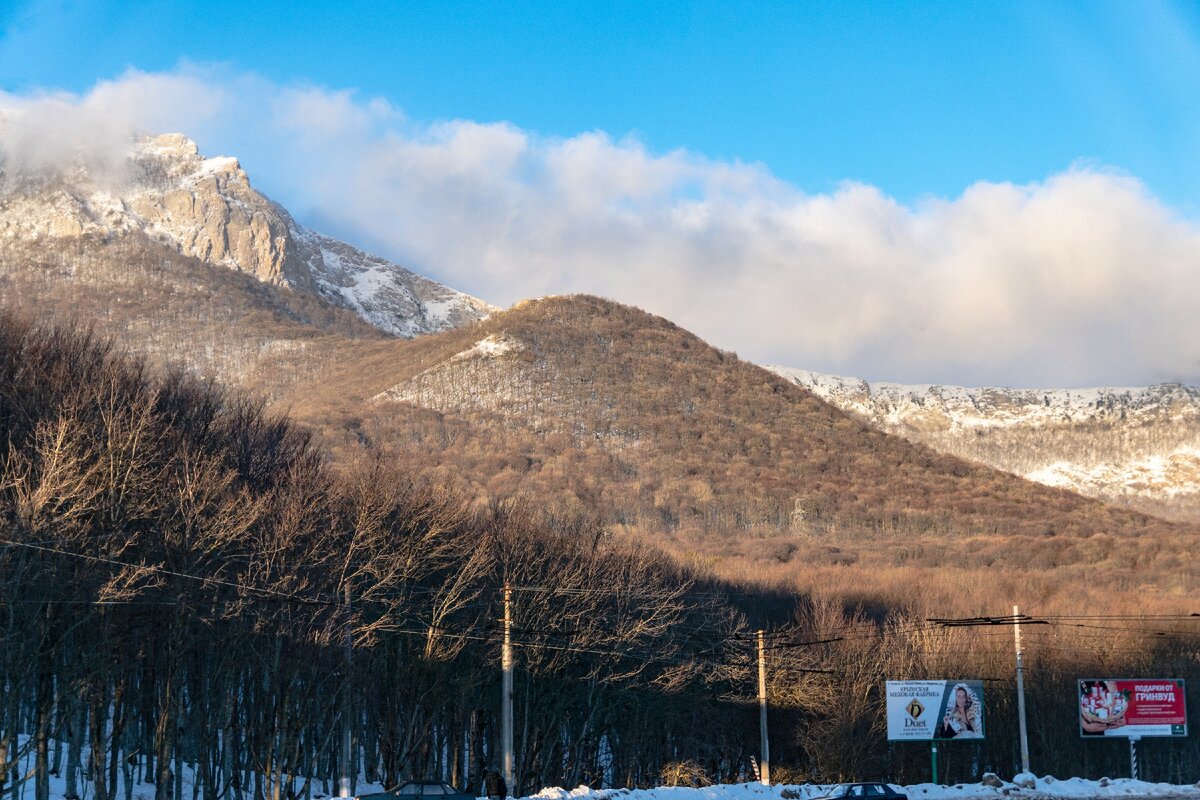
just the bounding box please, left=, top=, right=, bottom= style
left=0, top=230, right=396, bottom=396
left=278, top=295, right=1195, bottom=608
left=0, top=132, right=494, bottom=336
left=1, top=134, right=1194, bottom=612
left=767, top=367, right=1200, bottom=521
left=1, top=232, right=1192, bottom=609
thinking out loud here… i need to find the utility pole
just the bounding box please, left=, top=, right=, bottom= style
left=757, top=630, right=770, bottom=786
left=502, top=585, right=514, bottom=796
left=1013, top=604, right=1030, bottom=776
left=1129, top=737, right=1139, bottom=780
left=340, top=584, right=353, bottom=798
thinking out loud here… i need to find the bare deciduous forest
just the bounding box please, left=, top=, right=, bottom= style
left=0, top=239, right=1198, bottom=796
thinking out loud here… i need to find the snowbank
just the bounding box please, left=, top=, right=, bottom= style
left=527, top=777, right=1200, bottom=800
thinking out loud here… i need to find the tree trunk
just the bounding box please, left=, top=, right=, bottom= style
left=90, top=686, right=110, bottom=800
left=155, top=678, right=175, bottom=800
left=35, top=664, right=51, bottom=800
left=64, top=704, right=84, bottom=800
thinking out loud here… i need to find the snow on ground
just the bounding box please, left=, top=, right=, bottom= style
left=530, top=777, right=1200, bottom=800
left=10, top=774, right=1200, bottom=800
left=422, top=298, right=457, bottom=326
left=764, top=367, right=1196, bottom=430
left=4, top=729, right=1195, bottom=800
left=194, top=156, right=241, bottom=176
left=1025, top=446, right=1200, bottom=499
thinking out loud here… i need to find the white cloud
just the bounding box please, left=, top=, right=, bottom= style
left=2, top=67, right=1199, bottom=388
left=0, top=70, right=227, bottom=185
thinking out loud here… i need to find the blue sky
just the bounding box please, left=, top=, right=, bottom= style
left=4, top=0, right=1199, bottom=209
left=2, top=1, right=1199, bottom=386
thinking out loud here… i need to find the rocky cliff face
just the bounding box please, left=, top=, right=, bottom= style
left=0, top=133, right=494, bottom=337
left=767, top=366, right=1200, bottom=520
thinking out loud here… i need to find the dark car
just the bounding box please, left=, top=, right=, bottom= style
left=358, top=782, right=476, bottom=800
left=815, top=784, right=907, bottom=800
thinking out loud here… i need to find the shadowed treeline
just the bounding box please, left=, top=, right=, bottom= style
left=0, top=312, right=760, bottom=800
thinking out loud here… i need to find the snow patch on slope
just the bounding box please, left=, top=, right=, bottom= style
left=453, top=333, right=523, bottom=361
left=372, top=332, right=527, bottom=405
left=1027, top=446, right=1200, bottom=499
left=292, top=222, right=496, bottom=338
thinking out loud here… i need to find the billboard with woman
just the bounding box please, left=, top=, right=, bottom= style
left=886, top=680, right=985, bottom=740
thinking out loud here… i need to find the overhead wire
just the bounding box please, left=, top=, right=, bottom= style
left=4, top=534, right=1198, bottom=679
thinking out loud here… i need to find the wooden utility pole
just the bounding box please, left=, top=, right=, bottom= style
left=340, top=584, right=353, bottom=798
left=502, top=585, right=514, bottom=796
left=757, top=630, right=770, bottom=785
left=1013, top=604, right=1030, bottom=776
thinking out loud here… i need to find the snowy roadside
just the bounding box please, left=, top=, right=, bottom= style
left=12, top=777, right=1200, bottom=800
left=528, top=776, right=1200, bottom=800
left=10, top=750, right=1199, bottom=800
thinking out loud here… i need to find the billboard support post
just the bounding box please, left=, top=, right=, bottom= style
left=757, top=630, right=771, bottom=785
left=930, top=741, right=938, bottom=785
left=339, top=584, right=352, bottom=798
left=1129, top=738, right=1139, bottom=780
left=1013, top=605, right=1031, bottom=775
left=502, top=584, right=514, bottom=795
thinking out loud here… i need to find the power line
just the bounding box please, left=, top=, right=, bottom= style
left=5, top=536, right=1199, bottom=676
left=0, top=537, right=339, bottom=607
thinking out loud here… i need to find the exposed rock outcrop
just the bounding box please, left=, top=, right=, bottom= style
left=0, top=132, right=494, bottom=337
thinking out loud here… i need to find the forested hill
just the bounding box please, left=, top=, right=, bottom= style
left=281, top=295, right=1194, bottom=608
left=4, top=309, right=1198, bottom=793
left=2, top=219, right=1194, bottom=610
left=0, top=309, right=756, bottom=796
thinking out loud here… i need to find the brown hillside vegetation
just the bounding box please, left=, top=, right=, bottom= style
left=3, top=309, right=1198, bottom=787
left=2, top=237, right=1195, bottom=613
left=0, top=233, right=388, bottom=393
left=279, top=295, right=1197, bottom=611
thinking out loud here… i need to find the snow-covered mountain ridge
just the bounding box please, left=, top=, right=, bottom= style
left=0, top=132, right=495, bottom=337
left=765, top=368, right=1199, bottom=428
left=767, top=366, right=1200, bottom=519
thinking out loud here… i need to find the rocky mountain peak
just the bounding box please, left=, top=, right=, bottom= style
left=0, top=131, right=495, bottom=337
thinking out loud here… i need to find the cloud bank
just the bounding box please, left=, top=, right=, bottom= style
left=2, top=67, right=1198, bottom=388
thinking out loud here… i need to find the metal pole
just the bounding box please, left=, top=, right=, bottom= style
left=1129, top=738, right=1139, bottom=780
left=502, top=585, right=514, bottom=796
left=340, top=584, right=353, bottom=798
left=757, top=630, right=771, bottom=785
left=931, top=742, right=938, bottom=785
left=1013, top=604, right=1031, bottom=776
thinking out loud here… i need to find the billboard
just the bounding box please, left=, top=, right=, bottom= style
left=887, top=680, right=985, bottom=740
left=1078, top=679, right=1187, bottom=738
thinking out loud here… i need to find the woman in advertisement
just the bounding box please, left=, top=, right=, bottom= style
left=937, top=683, right=983, bottom=739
